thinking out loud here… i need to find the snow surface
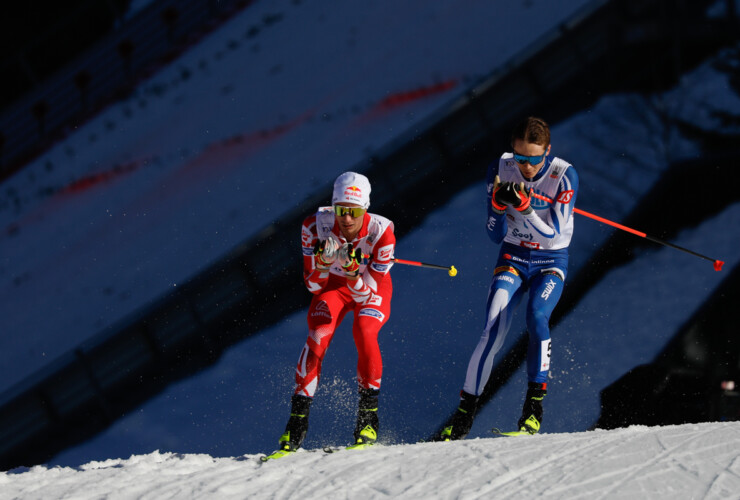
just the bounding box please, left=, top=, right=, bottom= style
left=1, top=0, right=739, bottom=486
left=3, top=422, right=740, bottom=499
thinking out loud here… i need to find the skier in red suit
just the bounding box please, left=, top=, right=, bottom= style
left=274, top=171, right=395, bottom=455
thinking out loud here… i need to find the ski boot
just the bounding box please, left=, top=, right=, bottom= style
left=440, top=390, right=479, bottom=441
left=351, top=388, right=379, bottom=448
left=278, top=395, right=313, bottom=451
left=517, top=382, right=547, bottom=435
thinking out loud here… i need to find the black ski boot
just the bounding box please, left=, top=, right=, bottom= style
left=517, top=382, right=547, bottom=434
left=353, top=388, right=380, bottom=446
left=278, top=395, right=313, bottom=452
left=440, top=390, right=479, bottom=441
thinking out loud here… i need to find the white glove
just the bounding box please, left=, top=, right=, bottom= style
left=314, top=235, right=341, bottom=268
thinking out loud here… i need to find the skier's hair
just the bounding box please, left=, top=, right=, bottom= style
left=511, top=116, right=550, bottom=147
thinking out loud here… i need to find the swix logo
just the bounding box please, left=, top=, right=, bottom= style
left=557, top=190, right=574, bottom=204
left=311, top=301, right=331, bottom=319
left=541, top=279, right=557, bottom=300
left=520, top=241, right=540, bottom=249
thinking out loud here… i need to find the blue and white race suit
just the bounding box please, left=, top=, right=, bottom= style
left=463, top=154, right=579, bottom=395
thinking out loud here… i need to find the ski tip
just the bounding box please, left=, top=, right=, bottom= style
left=260, top=449, right=294, bottom=461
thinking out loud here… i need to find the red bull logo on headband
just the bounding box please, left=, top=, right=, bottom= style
left=344, top=186, right=363, bottom=200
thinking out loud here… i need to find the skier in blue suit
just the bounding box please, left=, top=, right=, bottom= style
left=442, top=116, right=579, bottom=439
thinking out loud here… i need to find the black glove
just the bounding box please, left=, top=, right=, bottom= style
left=496, top=181, right=533, bottom=215
left=491, top=175, right=509, bottom=214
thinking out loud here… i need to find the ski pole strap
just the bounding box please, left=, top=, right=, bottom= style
left=530, top=192, right=724, bottom=272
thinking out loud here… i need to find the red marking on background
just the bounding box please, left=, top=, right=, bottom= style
left=60, top=159, right=149, bottom=195
left=376, top=80, right=458, bottom=110
left=175, top=112, right=311, bottom=180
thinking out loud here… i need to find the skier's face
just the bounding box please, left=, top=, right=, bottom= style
left=334, top=202, right=365, bottom=240
left=512, top=139, right=550, bottom=180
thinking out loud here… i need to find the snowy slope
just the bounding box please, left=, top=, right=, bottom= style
left=3, top=422, right=740, bottom=499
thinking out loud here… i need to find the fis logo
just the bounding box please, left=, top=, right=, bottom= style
left=557, top=190, right=574, bottom=204
left=541, top=279, right=557, bottom=300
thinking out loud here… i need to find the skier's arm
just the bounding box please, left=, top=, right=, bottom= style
left=302, top=216, right=331, bottom=294
left=344, top=227, right=395, bottom=304
left=548, top=166, right=579, bottom=234
left=486, top=162, right=507, bottom=243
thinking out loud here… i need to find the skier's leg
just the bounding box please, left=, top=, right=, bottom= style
left=524, top=270, right=563, bottom=384
left=463, top=266, right=525, bottom=396
left=441, top=266, right=524, bottom=441
left=518, top=269, right=565, bottom=433
left=350, top=288, right=391, bottom=445
left=278, top=290, right=350, bottom=451
left=294, top=291, right=351, bottom=397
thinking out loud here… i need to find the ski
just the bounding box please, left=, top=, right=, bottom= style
left=260, top=449, right=295, bottom=462
left=491, top=427, right=535, bottom=437
left=323, top=443, right=375, bottom=453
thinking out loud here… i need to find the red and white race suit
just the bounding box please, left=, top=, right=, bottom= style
left=295, top=207, right=395, bottom=397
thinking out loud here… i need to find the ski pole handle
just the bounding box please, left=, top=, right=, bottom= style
left=530, top=192, right=724, bottom=272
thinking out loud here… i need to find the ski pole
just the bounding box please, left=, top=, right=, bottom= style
left=393, top=258, right=458, bottom=277
left=530, top=192, right=724, bottom=272
left=353, top=247, right=458, bottom=276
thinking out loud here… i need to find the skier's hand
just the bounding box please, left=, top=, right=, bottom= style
left=314, top=235, right=341, bottom=269
left=511, top=182, right=533, bottom=215
left=497, top=181, right=533, bottom=215
left=338, top=243, right=361, bottom=278
left=491, top=175, right=509, bottom=214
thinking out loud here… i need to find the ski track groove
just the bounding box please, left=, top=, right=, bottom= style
left=701, top=450, right=740, bottom=500
left=469, top=431, right=631, bottom=498
left=591, top=426, right=729, bottom=500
